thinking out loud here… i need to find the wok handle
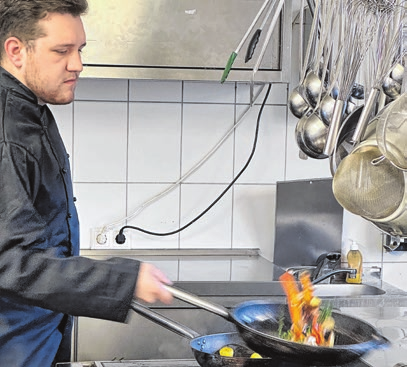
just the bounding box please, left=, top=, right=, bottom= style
left=130, top=300, right=200, bottom=340
left=163, top=285, right=231, bottom=320
left=372, top=328, right=391, bottom=348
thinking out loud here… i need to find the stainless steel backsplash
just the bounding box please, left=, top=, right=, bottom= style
left=273, top=178, right=344, bottom=268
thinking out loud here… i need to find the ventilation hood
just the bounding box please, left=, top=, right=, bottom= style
left=80, top=0, right=293, bottom=82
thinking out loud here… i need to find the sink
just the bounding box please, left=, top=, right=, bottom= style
left=314, top=283, right=385, bottom=296
left=172, top=281, right=385, bottom=298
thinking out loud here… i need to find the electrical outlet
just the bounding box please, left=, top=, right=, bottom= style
left=91, top=227, right=110, bottom=249
left=110, top=229, right=131, bottom=249
left=91, top=228, right=131, bottom=249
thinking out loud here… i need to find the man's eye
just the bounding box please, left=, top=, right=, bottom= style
left=55, top=50, right=67, bottom=54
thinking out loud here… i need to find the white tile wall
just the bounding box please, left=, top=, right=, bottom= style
left=126, top=183, right=180, bottom=248
left=50, top=104, right=74, bottom=156
left=183, top=81, right=235, bottom=104
left=73, top=101, right=128, bottom=182
left=182, top=104, right=235, bottom=183
left=342, top=211, right=383, bottom=264
left=129, top=80, right=182, bottom=103
left=179, top=184, right=233, bottom=248
left=232, top=185, right=277, bottom=261
left=236, top=83, right=289, bottom=105
left=128, top=102, right=182, bottom=183
left=75, top=78, right=129, bottom=101
left=48, top=75, right=405, bottom=290
left=234, top=104, right=286, bottom=184
left=74, top=183, right=127, bottom=247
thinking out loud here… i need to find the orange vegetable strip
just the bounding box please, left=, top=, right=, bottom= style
left=279, top=271, right=335, bottom=347
left=279, top=272, right=304, bottom=340
left=299, top=272, right=315, bottom=305
left=311, top=313, right=323, bottom=345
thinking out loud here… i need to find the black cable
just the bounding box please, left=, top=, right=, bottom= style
left=116, top=83, right=272, bottom=244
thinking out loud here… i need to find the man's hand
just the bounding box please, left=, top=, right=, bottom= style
left=134, top=262, right=173, bottom=304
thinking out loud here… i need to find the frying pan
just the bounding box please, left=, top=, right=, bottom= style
left=130, top=301, right=295, bottom=367
left=162, top=285, right=389, bottom=366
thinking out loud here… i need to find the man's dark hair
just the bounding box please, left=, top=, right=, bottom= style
left=0, top=0, right=88, bottom=61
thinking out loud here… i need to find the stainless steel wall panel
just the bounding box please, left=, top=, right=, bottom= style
left=273, top=178, right=344, bottom=268
left=80, top=0, right=292, bottom=82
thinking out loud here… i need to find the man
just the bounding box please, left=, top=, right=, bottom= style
left=0, top=1, right=173, bottom=366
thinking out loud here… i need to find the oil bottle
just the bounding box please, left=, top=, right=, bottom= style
left=346, top=241, right=363, bottom=284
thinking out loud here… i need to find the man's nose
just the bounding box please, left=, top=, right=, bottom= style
left=68, top=51, right=83, bottom=72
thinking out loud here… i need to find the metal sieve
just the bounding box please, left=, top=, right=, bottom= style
left=376, top=92, right=407, bottom=171
left=333, top=143, right=405, bottom=220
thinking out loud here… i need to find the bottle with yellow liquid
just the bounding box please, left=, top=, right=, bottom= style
left=346, top=241, right=363, bottom=284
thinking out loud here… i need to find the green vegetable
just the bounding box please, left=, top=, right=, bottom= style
left=277, top=311, right=292, bottom=340
left=317, top=303, right=333, bottom=324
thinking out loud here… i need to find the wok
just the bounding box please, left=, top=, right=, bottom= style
left=163, top=285, right=389, bottom=366
left=130, top=301, right=293, bottom=367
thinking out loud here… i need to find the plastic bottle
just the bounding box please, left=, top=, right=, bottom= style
left=346, top=241, right=363, bottom=284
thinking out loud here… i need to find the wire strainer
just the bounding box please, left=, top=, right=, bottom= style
left=376, top=92, right=407, bottom=170
left=333, top=144, right=405, bottom=220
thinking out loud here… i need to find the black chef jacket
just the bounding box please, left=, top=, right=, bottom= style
left=0, top=66, right=140, bottom=366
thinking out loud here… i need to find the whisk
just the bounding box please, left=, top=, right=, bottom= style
left=360, top=0, right=398, bottom=13
left=351, top=0, right=405, bottom=145
left=324, top=0, right=379, bottom=156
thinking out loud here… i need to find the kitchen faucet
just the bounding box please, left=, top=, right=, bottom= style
left=285, top=251, right=357, bottom=284
left=285, top=267, right=357, bottom=284
left=311, top=268, right=357, bottom=284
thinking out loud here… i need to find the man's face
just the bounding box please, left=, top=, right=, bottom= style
left=22, top=12, right=86, bottom=105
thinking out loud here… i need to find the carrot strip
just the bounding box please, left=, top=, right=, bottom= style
left=279, top=271, right=334, bottom=346
left=279, top=272, right=304, bottom=341
left=299, top=272, right=315, bottom=305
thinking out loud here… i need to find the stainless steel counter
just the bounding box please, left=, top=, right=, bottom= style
left=340, top=307, right=407, bottom=367
left=75, top=249, right=407, bottom=366
left=80, top=248, right=284, bottom=283
left=80, top=248, right=407, bottom=307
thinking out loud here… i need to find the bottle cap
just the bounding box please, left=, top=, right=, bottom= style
left=350, top=241, right=359, bottom=251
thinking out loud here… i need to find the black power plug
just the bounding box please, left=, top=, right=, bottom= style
left=115, top=232, right=126, bottom=244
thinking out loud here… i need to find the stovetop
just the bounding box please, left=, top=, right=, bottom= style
left=57, top=358, right=373, bottom=367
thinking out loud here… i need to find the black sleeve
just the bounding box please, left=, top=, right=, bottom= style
left=0, top=143, right=139, bottom=323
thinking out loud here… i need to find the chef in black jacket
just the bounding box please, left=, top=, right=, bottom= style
left=0, top=1, right=173, bottom=366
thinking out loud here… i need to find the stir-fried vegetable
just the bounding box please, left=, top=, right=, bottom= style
left=279, top=271, right=335, bottom=347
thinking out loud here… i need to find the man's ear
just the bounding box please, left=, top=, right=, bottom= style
left=3, top=37, right=26, bottom=68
